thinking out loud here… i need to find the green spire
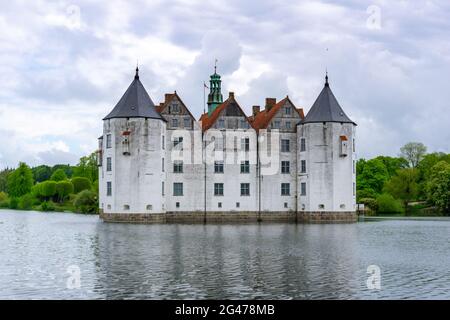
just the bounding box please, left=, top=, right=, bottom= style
left=207, top=61, right=223, bottom=115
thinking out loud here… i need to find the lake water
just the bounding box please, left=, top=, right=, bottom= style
left=1, top=209, right=450, bottom=299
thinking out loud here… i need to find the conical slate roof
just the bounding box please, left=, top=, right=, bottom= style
left=302, top=75, right=356, bottom=125
left=103, top=68, right=165, bottom=121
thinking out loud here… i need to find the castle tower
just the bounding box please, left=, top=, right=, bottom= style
left=98, top=67, right=167, bottom=222
left=207, top=64, right=223, bottom=115
left=297, top=73, right=357, bottom=222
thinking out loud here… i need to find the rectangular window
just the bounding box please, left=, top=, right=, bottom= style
left=214, top=183, right=224, bottom=196
left=173, top=183, right=183, bottom=196
left=106, top=134, right=112, bottom=148
left=285, top=121, right=291, bottom=129
left=353, top=139, right=355, bottom=152
left=281, top=183, right=290, bottom=196
left=162, top=181, right=164, bottom=196
left=240, top=183, right=250, bottom=196
left=162, top=158, right=165, bottom=172
left=353, top=160, right=356, bottom=174
left=281, top=139, right=290, bottom=152
left=301, top=182, right=306, bottom=196
left=162, top=135, right=165, bottom=150
left=214, top=161, right=224, bottom=173
left=241, top=138, right=250, bottom=151
left=240, top=160, right=250, bottom=173
left=240, top=120, right=246, bottom=129
left=273, top=121, right=280, bottom=129
left=172, top=118, right=178, bottom=127
left=218, top=119, right=225, bottom=128
left=106, top=157, right=112, bottom=172
left=171, top=103, right=180, bottom=113
left=184, top=118, right=191, bottom=128
left=300, top=138, right=306, bottom=152
left=285, top=107, right=291, bottom=115
left=301, top=160, right=306, bottom=173
left=173, top=136, right=183, bottom=148
left=106, top=181, right=112, bottom=196
left=281, top=161, right=290, bottom=174
left=173, top=161, right=183, bottom=173
left=353, top=182, right=356, bottom=196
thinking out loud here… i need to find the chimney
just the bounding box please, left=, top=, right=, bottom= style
left=265, top=98, right=276, bottom=111
left=252, top=105, right=260, bottom=116
left=164, top=93, right=172, bottom=103
left=228, top=92, right=235, bottom=100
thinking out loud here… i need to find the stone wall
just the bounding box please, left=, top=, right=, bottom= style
left=100, top=211, right=356, bottom=224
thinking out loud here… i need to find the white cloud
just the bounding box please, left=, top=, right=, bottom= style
left=0, top=0, right=449, bottom=169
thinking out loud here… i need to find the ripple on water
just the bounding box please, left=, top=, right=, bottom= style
left=1, top=210, right=450, bottom=299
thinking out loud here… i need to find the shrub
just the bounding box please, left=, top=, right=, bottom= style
left=0, top=191, right=8, bottom=202
left=33, top=181, right=57, bottom=200
left=73, top=190, right=98, bottom=214
left=41, top=201, right=56, bottom=212
left=359, top=198, right=378, bottom=211
left=376, top=194, right=404, bottom=214
left=9, top=197, right=19, bottom=209
left=55, top=181, right=74, bottom=203
left=19, top=193, right=35, bottom=210
left=71, top=177, right=91, bottom=194
left=0, top=197, right=9, bottom=208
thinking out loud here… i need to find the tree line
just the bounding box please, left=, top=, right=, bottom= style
left=0, top=153, right=98, bottom=213
left=357, top=142, right=450, bottom=216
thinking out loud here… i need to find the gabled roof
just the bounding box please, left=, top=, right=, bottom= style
left=199, top=94, right=253, bottom=132
left=157, top=91, right=196, bottom=121
left=302, top=76, right=356, bottom=125
left=251, top=96, right=305, bottom=130
left=103, top=68, right=165, bottom=121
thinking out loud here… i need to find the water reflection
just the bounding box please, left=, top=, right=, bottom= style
left=1, top=210, right=450, bottom=299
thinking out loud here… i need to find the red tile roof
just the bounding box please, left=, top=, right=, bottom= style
left=199, top=95, right=254, bottom=132
left=250, top=96, right=304, bottom=131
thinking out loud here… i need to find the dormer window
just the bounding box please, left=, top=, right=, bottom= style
left=340, top=135, right=348, bottom=157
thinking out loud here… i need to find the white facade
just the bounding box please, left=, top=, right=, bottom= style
left=98, top=72, right=356, bottom=218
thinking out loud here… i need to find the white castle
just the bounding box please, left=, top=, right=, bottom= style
left=98, top=67, right=357, bottom=223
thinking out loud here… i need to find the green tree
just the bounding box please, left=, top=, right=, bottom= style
left=73, top=152, right=98, bottom=182
left=375, top=156, right=408, bottom=177
left=7, top=163, right=34, bottom=198
left=50, top=169, right=68, bottom=182
left=73, top=189, right=98, bottom=214
left=51, top=164, right=74, bottom=179
left=356, top=158, right=389, bottom=195
left=0, top=168, right=13, bottom=192
left=32, top=165, right=52, bottom=183
left=416, top=152, right=449, bottom=199
left=427, top=161, right=450, bottom=214
left=384, top=168, right=419, bottom=215
left=72, top=177, right=91, bottom=194
left=400, top=142, right=427, bottom=168
left=33, top=181, right=57, bottom=200
left=55, top=181, right=74, bottom=203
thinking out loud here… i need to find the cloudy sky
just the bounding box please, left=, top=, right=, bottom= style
left=0, top=0, right=449, bottom=169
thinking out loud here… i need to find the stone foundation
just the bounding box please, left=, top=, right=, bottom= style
left=297, top=211, right=357, bottom=223
left=100, top=211, right=357, bottom=224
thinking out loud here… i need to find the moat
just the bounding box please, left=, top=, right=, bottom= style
left=1, top=209, right=450, bottom=299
